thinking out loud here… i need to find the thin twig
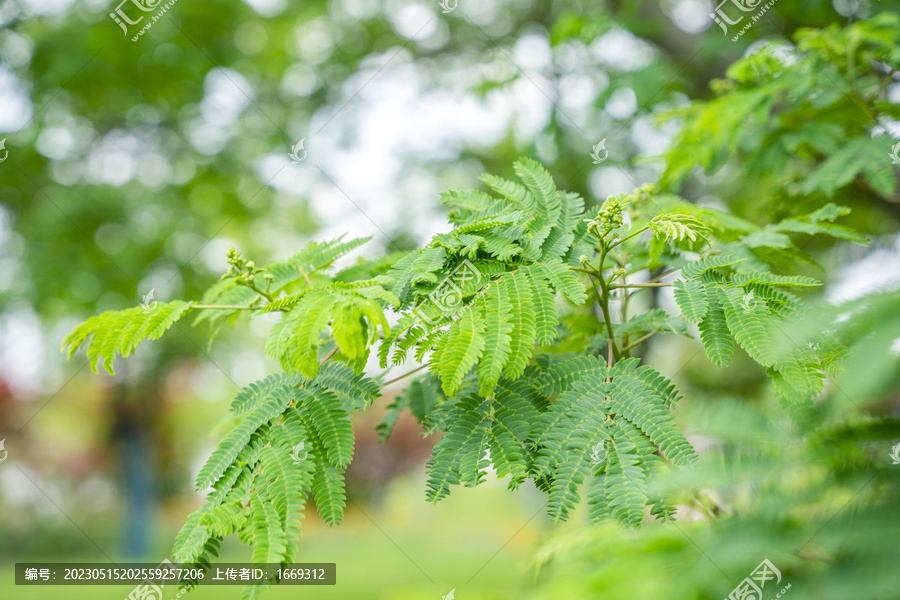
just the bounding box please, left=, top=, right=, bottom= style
left=620, top=282, right=630, bottom=357
left=382, top=363, right=431, bottom=387
left=246, top=281, right=273, bottom=302
left=621, top=329, right=660, bottom=353
left=608, top=225, right=650, bottom=249
left=649, top=267, right=679, bottom=283
left=589, top=272, right=621, bottom=361
left=610, top=282, right=674, bottom=289
left=319, top=345, right=339, bottom=367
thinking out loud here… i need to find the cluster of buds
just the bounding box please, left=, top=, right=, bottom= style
left=224, top=247, right=274, bottom=293
left=586, top=194, right=627, bottom=245
left=611, top=266, right=626, bottom=281
left=585, top=184, right=660, bottom=247
left=598, top=196, right=625, bottom=229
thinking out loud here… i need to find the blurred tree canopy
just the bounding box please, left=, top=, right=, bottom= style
left=3, top=0, right=898, bottom=328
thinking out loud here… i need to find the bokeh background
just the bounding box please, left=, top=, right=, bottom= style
left=2, top=0, right=900, bottom=598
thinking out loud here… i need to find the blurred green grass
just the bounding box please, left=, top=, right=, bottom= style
left=2, top=475, right=549, bottom=599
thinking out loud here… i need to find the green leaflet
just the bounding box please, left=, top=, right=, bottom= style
left=543, top=190, right=585, bottom=262
left=515, top=157, right=562, bottom=227
left=312, top=464, right=347, bottom=526
left=547, top=451, right=590, bottom=523
left=199, top=503, right=246, bottom=538
left=172, top=507, right=215, bottom=565
left=302, top=389, right=354, bottom=468
left=502, top=269, right=537, bottom=380
left=479, top=174, right=536, bottom=215
left=536, top=259, right=588, bottom=304
left=649, top=213, right=711, bottom=244
left=600, top=437, right=646, bottom=528
left=405, top=263, right=580, bottom=398
left=259, top=442, right=311, bottom=542
left=608, top=369, right=697, bottom=466
left=282, top=291, right=337, bottom=377
left=698, top=284, right=733, bottom=367
left=194, top=387, right=295, bottom=491
left=801, top=137, right=896, bottom=199
left=441, top=189, right=500, bottom=215
left=250, top=490, right=289, bottom=564
left=419, top=352, right=696, bottom=528
left=173, top=366, right=368, bottom=578
left=477, top=280, right=514, bottom=396
left=720, top=286, right=778, bottom=368
left=334, top=252, right=405, bottom=283
left=540, top=355, right=606, bottom=396
left=435, top=309, right=487, bottom=397
left=730, top=271, right=821, bottom=288
left=528, top=265, right=559, bottom=346
left=314, top=361, right=382, bottom=410
left=383, top=247, right=447, bottom=304
left=677, top=248, right=825, bottom=377
left=425, top=395, right=492, bottom=502
left=62, top=300, right=192, bottom=375
left=534, top=359, right=694, bottom=525
left=488, top=420, right=529, bottom=490
left=230, top=373, right=304, bottom=417
left=267, top=288, right=390, bottom=377
left=192, top=279, right=259, bottom=327
left=265, top=235, right=371, bottom=293
left=680, top=254, right=746, bottom=280
left=673, top=279, right=708, bottom=323
left=377, top=159, right=592, bottom=399
left=515, top=157, right=562, bottom=247
left=493, top=380, right=541, bottom=443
